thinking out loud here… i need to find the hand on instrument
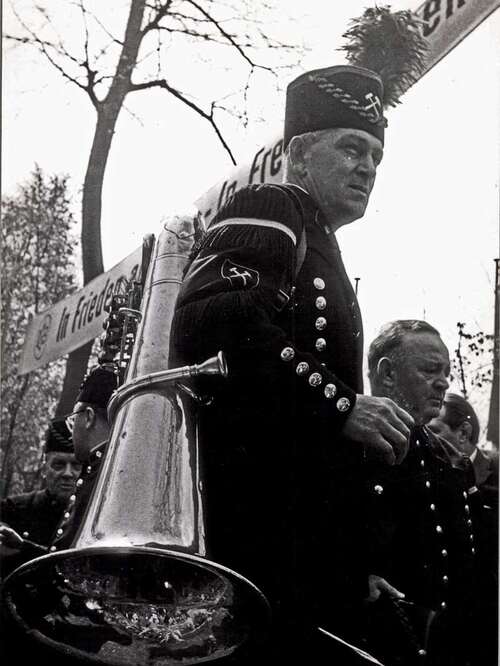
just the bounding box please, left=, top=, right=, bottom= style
left=342, top=395, right=413, bottom=465
left=365, top=574, right=405, bottom=603
left=0, top=524, right=24, bottom=556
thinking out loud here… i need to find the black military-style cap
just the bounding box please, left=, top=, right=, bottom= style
left=284, top=65, right=386, bottom=149
left=45, top=418, right=73, bottom=453
left=76, top=365, right=118, bottom=408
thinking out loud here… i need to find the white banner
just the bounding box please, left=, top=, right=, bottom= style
left=195, top=0, right=499, bottom=224
left=19, top=248, right=142, bottom=375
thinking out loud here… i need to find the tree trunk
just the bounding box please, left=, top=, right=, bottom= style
left=54, top=0, right=147, bottom=415
left=1, top=373, right=31, bottom=498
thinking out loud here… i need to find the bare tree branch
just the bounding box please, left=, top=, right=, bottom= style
left=129, top=78, right=236, bottom=163
left=142, top=0, right=174, bottom=35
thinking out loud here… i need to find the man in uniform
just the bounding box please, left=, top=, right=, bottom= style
left=429, top=393, right=498, bottom=510
left=363, top=320, right=494, bottom=666
left=0, top=418, right=81, bottom=577
left=50, top=365, right=117, bottom=552
left=170, top=66, right=414, bottom=662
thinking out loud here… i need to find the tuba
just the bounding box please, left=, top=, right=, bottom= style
left=3, top=215, right=269, bottom=664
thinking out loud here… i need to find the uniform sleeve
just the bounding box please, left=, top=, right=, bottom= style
left=171, top=184, right=357, bottom=436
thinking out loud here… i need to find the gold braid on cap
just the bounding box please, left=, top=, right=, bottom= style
left=307, top=73, right=387, bottom=126
left=340, top=5, right=429, bottom=107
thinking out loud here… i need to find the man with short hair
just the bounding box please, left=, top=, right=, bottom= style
left=50, top=365, right=117, bottom=552
left=363, top=320, right=494, bottom=666
left=170, top=65, right=414, bottom=661
left=429, top=393, right=498, bottom=509
left=0, top=418, right=81, bottom=576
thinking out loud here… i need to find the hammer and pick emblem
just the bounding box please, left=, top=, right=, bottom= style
left=221, top=259, right=260, bottom=289
left=363, top=92, right=382, bottom=122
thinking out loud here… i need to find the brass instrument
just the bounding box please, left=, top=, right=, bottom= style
left=3, top=214, right=269, bottom=664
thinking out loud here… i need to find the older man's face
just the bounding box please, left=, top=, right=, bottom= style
left=45, top=452, right=82, bottom=502
left=303, top=127, right=383, bottom=228
left=391, top=332, right=450, bottom=425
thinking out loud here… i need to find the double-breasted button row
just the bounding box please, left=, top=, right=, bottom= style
left=280, top=346, right=350, bottom=412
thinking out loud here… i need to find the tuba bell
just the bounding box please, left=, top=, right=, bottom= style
left=2, top=214, right=269, bottom=665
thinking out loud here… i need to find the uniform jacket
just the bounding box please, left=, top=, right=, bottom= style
left=1, top=489, right=64, bottom=547
left=473, top=448, right=498, bottom=508
left=170, top=184, right=368, bottom=634
left=50, top=441, right=107, bottom=552
left=363, top=426, right=483, bottom=612
left=1, top=489, right=66, bottom=577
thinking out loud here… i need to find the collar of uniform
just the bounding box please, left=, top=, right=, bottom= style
left=87, top=440, right=107, bottom=470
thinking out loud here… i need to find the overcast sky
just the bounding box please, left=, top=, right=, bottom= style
left=3, top=0, right=499, bottom=435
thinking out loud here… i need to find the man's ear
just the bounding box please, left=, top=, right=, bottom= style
left=84, top=406, right=97, bottom=430
left=457, top=420, right=473, bottom=446
left=376, top=357, right=395, bottom=389
left=288, top=135, right=308, bottom=178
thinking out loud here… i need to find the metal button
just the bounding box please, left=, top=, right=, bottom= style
left=336, top=397, right=351, bottom=412
left=57, top=528, right=63, bottom=535
left=469, top=534, right=474, bottom=541
left=324, top=383, right=337, bottom=399
left=64, top=512, right=70, bottom=519
left=441, top=549, right=448, bottom=557
left=96, top=450, right=102, bottom=458
left=467, top=519, right=472, bottom=527
left=442, top=575, right=448, bottom=583
left=69, top=494, right=76, bottom=502
left=441, top=601, right=447, bottom=609
left=420, top=460, right=425, bottom=468
left=87, top=466, right=92, bottom=473
left=315, top=337, right=326, bottom=352
left=77, top=479, right=83, bottom=487
left=315, top=296, right=326, bottom=310
left=296, top=362, right=309, bottom=376
left=22, top=531, right=29, bottom=538
left=313, top=277, right=325, bottom=290
left=315, top=317, right=327, bottom=331
left=280, top=346, right=295, bottom=361
left=418, top=649, right=427, bottom=657
left=416, top=439, right=420, bottom=447
left=308, top=372, right=322, bottom=387
left=436, top=525, right=443, bottom=534
left=471, top=547, right=475, bottom=554
left=425, top=480, right=431, bottom=489
left=430, top=503, right=436, bottom=511
left=50, top=546, right=57, bottom=552
left=464, top=505, right=470, bottom=514
left=374, top=485, right=384, bottom=495
left=463, top=491, right=468, bottom=499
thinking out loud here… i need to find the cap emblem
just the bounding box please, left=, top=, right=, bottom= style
left=308, top=73, right=385, bottom=126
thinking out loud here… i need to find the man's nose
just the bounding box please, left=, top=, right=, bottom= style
left=356, top=154, right=377, bottom=179
left=435, top=373, right=450, bottom=391
left=62, top=463, right=76, bottom=477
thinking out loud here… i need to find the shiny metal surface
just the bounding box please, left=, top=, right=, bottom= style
left=4, top=547, right=269, bottom=665
left=3, top=215, right=269, bottom=664
left=76, top=215, right=206, bottom=555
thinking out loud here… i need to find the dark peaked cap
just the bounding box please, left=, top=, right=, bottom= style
left=76, top=366, right=118, bottom=409
left=284, top=65, right=386, bottom=149
left=45, top=418, right=73, bottom=453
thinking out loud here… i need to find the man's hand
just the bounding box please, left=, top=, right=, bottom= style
left=365, top=574, right=405, bottom=603
left=342, top=395, right=413, bottom=464
left=0, top=524, right=24, bottom=556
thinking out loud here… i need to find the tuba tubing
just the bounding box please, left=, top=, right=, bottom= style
left=3, top=215, right=269, bottom=665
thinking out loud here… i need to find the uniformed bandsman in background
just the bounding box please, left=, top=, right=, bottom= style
left=0, top=418, right=81, bottom=578
left=50, top=365, right=117, bottom=552
left=362, top=320, right=495, bottom=666
left=170, top=64, right=416, bottom=663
